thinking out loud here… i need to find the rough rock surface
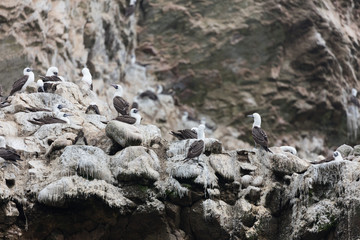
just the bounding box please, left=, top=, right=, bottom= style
left=0, top=0, right=360, bottom=240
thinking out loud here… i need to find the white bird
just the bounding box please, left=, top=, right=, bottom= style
left=10, top=67, right=35, bottom=96
left=40, top=66, right=63, bottom=82
left=280, top=146, right=297, bottom=155
left=81, top=68, right=93, bottom=90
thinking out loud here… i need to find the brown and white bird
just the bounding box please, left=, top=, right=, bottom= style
left=248, top=113, right=272, bottom=153
left=112, top=84, right=130, bottom=116
left=114, top=108, right=142, bottom=125
left=85, top=102, right=100, bottom=115
left=125, top=0, right=137, bottom=18
left=184, top=124, right=206, bottom=161
left=313, top=151, right=343, bottom=165
left=9, top=67, right=35, bottom=96
left=0, top=136, right=22, bottom=165
left=170, top=128, right=197, bottom=140
left=40, top=66, right=63, bottom=82
left=28, top=109, right=71, bottom=125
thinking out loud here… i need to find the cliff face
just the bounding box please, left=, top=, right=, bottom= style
left=1, top=0, right=360, bottom=239
left=138, top=0, right=360, bottom=147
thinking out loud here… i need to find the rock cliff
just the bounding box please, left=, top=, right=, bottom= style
left=0, top=0, right=360, bottom=239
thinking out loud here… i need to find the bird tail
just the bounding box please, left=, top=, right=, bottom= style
left=264, top=146, right=273, bottom=153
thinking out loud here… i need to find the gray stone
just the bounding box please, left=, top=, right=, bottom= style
left=336, top=144, right=353, bottom=158
left=353, top=145, right=360, bottom=156
left=269, top=152, right=310, bottom=175
left=209, top=154, right=236, bottom=181
left=105, top=120, right=143, bottom=147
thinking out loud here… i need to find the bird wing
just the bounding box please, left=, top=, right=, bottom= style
left=114, top=115, right=136, bottom=124
left=0, top=148, right=21, bottom=162
left=85, top=105, right=101, bottom=115
left=131, top=102, right=139, bottom=109
left=125, top=5, right=135, bottom=17
left=113, top=96, right=130, bottom=115
left=25, top=107, right=51, bottom=112
left=139, top=90, right=158, bottom=100
left=10, top=75, right=29, bottom=95
left=28, top=116, right=67, bottom=125
left=180, top=129, right=197, bottom=139
left=40, top=75, right=62, bottom=82
left=350, top=96, right=360, bottom=107
left=186, top=140, right=204, bottom=159
left=252, top=127, right=269, bottom=147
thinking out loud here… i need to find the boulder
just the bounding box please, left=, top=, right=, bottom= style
left=336, top=144, right=353, bottom=158
left=269, top=152, right=310, bottom=175
left=110, top=146, right=160, bottom=185
left=209, top=154, right=236, bottom=181
left=136, top=124, right=162, bottom=146
left=105, top=121, right=143, bottom=147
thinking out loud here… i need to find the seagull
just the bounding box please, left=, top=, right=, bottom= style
left=350, top=88, right=359, bottom=107
left=0, top=136, right=22, bottom=165
left=81, top=67, right=93, bottom=91
left=28, top=112, right=72, bottom=125
left=114, top=108, right=141, bottom=124
left=112, top=84, right=130, bottom=116
left=40, top=66, right=63, bottom=82
left=125, top=0, right=137, bottom=18
left=184, top=124, right=206, bottom=162
left=9, top=67, right=35, bottom=96
left=85, top=102, right=100, bottom=115
left=248, top=113, right=272, bottom=153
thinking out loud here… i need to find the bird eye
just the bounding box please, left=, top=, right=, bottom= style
left=334, top=152, right=338, bottom=157
left=27, top=69, right=30, bottom=72
left=54, top=72, right=58, bottom=76
left=134, top=109, right=138, bottom=113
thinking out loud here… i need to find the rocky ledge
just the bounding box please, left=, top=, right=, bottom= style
left=0, top=82, right=359, bottom=240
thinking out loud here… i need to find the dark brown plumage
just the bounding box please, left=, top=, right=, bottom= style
left=184, top=140, right=204, bottom=160
left=139, top=90, right=158, bottom=101
left=28, top=116, right=67, bottom=125
left=25, top=107, right=52, bottom=112
left=85, top=104, right=100, bottom=115
left=113, top=96, right=130, bottom=115
left=0, top=147, right=22, bottom=162
left=114, top=115, right=136, bottom=124
left=350, top=95, right=360, bottom=108
left=125, top=5, right=135, bottom=18
left=40, top=75, right=62, bottom=82
left=170, top=129, right=197, bottom=140
left=131, top=101, right=138, bottom=109
left=10, top=75, right=29, bottom=96
left=252, top=126, right=272, bottom=153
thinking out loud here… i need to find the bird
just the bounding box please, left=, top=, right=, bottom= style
left=125, top=0, right=137, bottom=18
left=81, top=67, right=93, bottom=90
left=313, top=151, right=343, bottom=164
left=112, top=84, right=130, bottom=116
left=182, top=111, right=198, bottom=123
left=9, top=67, right=35, bottom=96
left=350, top=88, right=359, bottom=107
left=28, top=112, right=72, bottom=125
left=139, top=85, right=163, bottom=101
left=37, top=79, right=58, bottom=93
left=184, top=124, right=206, bottom=162
left=170, top=129, right=197, bottom=140
left=248, top=113, right=272, bottom=153
left=280, top=146, right=297, bottom=155
left=0, top=136, right=22, bottom=165
left=114, top=108, right=141, bottom=125
left=85, top=103, right=100, bottom=115
left=40, top=66, right=63, bottom=82
left=25, top=104, right=63, bottom=113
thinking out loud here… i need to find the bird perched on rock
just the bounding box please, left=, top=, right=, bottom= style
left=184, top=124, right=206, bottom=162
left=350, top=88, right=359, bottom=108
left=85, top=102, right=100, bottom=115
left=0, top=136, right=22, bottom=165
left=248, top=113, right=272, bottom=153
left=25, top=104, right=63, bottom=113
left=139, top=85, right=163, bottom=101
left=9, top=67, right=35, bottom=96
left=37, top=79, right=58, bottom=93
left=112, top=84, right=130, bottom=116
left=313, top=151, right=343, bottom=164
left=40, top=66, right=63, bottom=82
left=28, top=111, right=72, bottom=125
left=115, top=108, right=141, bottom=125
left=81, top=67, right=93, bottom=90
left=280, top=146, right=297, bottom=155
left=170, top=128, right=197, bottom=140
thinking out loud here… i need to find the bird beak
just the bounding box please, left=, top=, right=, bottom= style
left=247, top=115, right=254, bottom=118
left=111, top=84, right=117, bottom=89
left=29, top=68, right=33, bottom=71
left=64, top=114, right=73, bottom=117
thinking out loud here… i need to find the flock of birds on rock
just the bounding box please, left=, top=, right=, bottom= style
left=0, top=63, right=350, bottom=168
